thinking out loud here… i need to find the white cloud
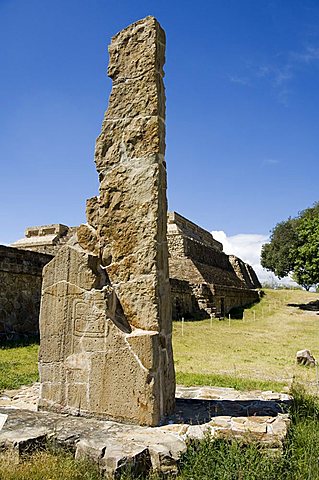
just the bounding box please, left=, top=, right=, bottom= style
left=291, top=46, right=319, bottom=64
left=257, top=63, right=293, bottom=86
left=211, top=230, right=298, bottom=287
left=228, top=44, right=319, bottom=105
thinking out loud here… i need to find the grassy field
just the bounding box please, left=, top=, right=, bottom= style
left=0, top=449, right=101, bottom=480
left=173, top=288, right=319, bottom=392
left=0, top=343, right=38, bottom=390
left=0, top=289, right=318, bottom=392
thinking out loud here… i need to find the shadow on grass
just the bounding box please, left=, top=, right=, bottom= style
left=0, top=334, right=39, bottom=349
left=287, top=299, right=319, bottom=314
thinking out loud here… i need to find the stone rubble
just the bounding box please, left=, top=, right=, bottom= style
left=0, top=383, right=291, bottom=477
left=296, top=349, right=316, bottom=367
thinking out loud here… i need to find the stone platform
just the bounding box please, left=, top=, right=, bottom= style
left=0, top=384, right=291, bottom=477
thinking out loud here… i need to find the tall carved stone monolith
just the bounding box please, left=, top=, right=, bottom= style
left=38, top=16, right=175, bottom=426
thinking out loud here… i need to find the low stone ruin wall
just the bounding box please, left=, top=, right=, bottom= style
left=170, top=279, right=197, bottom=319
left=0, top=246, right=52, bottom=339
left=211, top=284, right=260, bottom=317
left=171, top=278, right=259, bottom=320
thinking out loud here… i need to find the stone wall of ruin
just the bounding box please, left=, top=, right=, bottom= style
left=167, top=233, right=186, bottom=258
left=170, top=279, right=197, bottom=319
left=211, top=284, right=260, bottom=316
left=184, top=238, right=234, bottom=270
left=228, top=256, right=258, bottom=289
left=246, top=264, right=261, bottom=289
left=0, top=246, right=52, bottom=338
left=170, top=277, right=259, bottom=320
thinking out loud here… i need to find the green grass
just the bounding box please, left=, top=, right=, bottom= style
left=173, top=436, right=282, bottom=480
left=0, top=343, right=39, bottom=390
left=0, top=447, right=102, bottom=480
left=147, top=385, right=319, bottom=480
left=176, top=371, right=286, bottom=392
left=1, top=289, right=318, bottom=392
left=173, top=289, right=319, bottom=391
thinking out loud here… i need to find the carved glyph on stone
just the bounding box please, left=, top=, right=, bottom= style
left=38, top=16, right=175, bottom=426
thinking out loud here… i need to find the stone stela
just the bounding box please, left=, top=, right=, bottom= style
left=38, top=16, right=175, bottom=426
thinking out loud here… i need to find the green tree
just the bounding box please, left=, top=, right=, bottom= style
left=260, top=218, right=299, bottom=278
left=261, top=203, right=319, bottom=290
left=293, top=203, right=319, bottom=290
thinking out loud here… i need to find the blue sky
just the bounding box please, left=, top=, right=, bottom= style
left=1, top=0, right=318, bottom=247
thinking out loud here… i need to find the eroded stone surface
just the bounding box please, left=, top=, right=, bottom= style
left=38, top=16, right=175, bottom=426
left=0, top=384, right=291, bottom=477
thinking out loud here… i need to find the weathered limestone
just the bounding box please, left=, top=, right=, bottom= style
left=38, top=16, right=175, bottom=426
